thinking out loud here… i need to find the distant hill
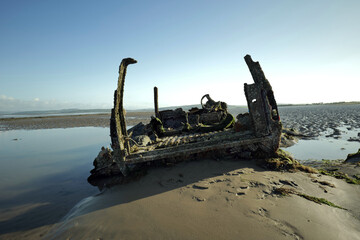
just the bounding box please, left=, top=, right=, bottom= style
left=128, top=104, right=248, bottom=112
left=11, top=108, right=111, bottom=115
left=0, top=109, right=111, bottom=119
left=3, top=105, right=249, bottom=118
left=4, top=101, right=358, bottom=119
left=127, top=104, right=249, bottom=117
left=278, top=101, right=360, bottom=107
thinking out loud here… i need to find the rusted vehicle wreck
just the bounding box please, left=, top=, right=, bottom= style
left=88, top=55, right=282, bottom=186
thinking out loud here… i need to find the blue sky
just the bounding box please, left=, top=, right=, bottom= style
left=0, top=0, right=359, bottom=111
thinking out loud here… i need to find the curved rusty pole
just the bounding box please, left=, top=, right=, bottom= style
left=110, top=58, right=137, bottom=172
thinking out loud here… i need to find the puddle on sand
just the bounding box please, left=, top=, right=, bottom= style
left=284, top=126, right=360, bottom=161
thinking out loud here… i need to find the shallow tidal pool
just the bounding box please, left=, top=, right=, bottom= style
left=284, top=126, right=360, bottom=161
left=0, top=127, right=110, bottom=234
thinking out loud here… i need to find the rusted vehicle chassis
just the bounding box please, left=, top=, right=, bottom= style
left=88, top=55, right=282, bottom=185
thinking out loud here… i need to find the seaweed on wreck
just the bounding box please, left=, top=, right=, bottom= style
left=262, top=149, right=317, bottom=173
left=89, top=55, right=285, bottom=185
left=347, top=148, right=360, bottom=159
left=273, top=187, right=346, bottom=210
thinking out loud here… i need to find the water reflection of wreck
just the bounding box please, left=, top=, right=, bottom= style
left=88, top=55, right=282, bottom=186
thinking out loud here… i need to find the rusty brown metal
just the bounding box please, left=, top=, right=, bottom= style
left=244, top=55, right=280, bottom=137
left=91, top=55, right=282, bottom=181
left=110, top=58, right=137, bottom=174
left=154, top=86, right=159, bottom=118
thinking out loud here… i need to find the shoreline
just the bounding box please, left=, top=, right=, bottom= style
left=0, top=112, right=152, bottom=131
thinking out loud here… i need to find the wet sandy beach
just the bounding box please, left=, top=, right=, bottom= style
left=0, top=112, right=152, bottom=131
left=279, top=104, right=360, bottom=140
left=0, top=104, right=359, bottom=239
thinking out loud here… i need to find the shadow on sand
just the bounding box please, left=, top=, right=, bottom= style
left=45, top=157, right=267, bottom=237
left=1, top=156, right=267, bottom=237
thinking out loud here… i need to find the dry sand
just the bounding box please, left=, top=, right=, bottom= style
left=33, top=159, right=359, bottom=240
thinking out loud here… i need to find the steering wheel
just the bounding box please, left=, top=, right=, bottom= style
left=201, top=94, right=211, bottom=110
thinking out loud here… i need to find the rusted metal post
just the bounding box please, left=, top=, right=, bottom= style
left=110, top=58, right=137, bottom=175
left=244, top=55, right=273, bottom=137
left=244, top=55, right=279, bottom=120
left=154, top=86, right=159, bottom=118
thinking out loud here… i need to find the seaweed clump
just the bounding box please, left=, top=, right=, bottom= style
left=262, top=149, right=317, bottom=173
left=273, top=187, right=297, bottom=196
left=273, top=187, right=345, bottom=210
left=150, top=117, right=165, bottom=137
left=347, top=148, right=360, bottom=159
left=318, top=169, right=360, bottom=185
left=345, top=148, right=360, bottom=164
